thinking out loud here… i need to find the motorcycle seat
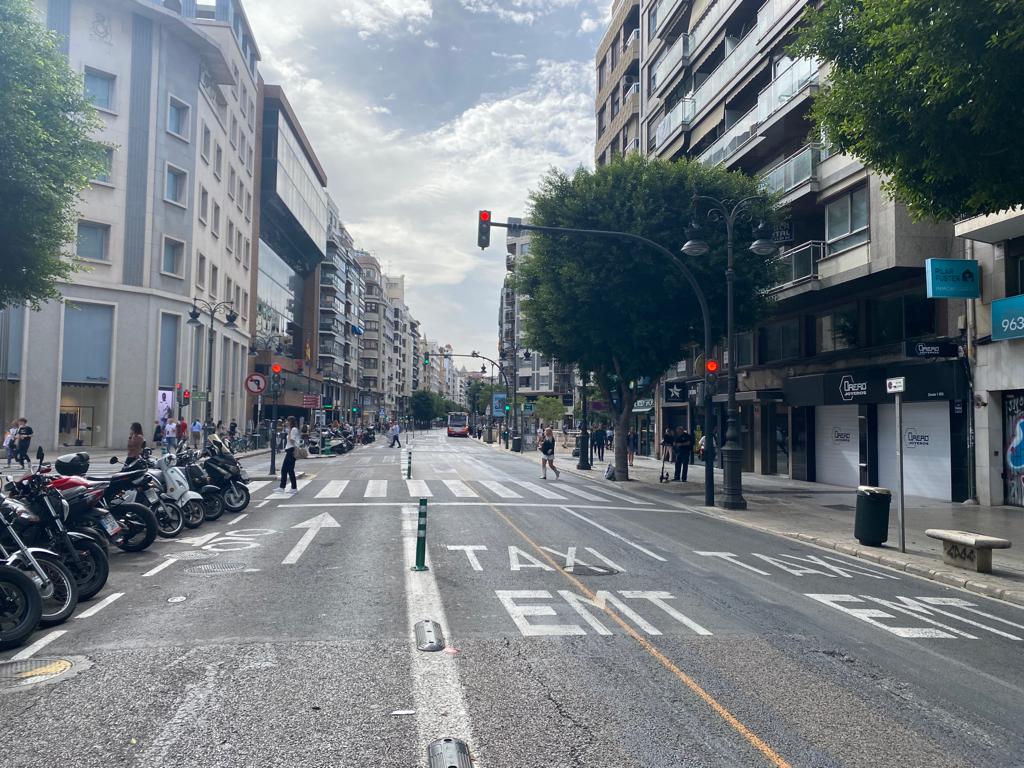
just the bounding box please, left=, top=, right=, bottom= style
left=84, top=469, right=148, bottom=484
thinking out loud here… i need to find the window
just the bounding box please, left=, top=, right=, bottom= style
left=230, top=115, right=238, bottom=148
left=735, top=331, right=754, bottom=367
left=196, top=253, right=206, bottom=288
left=759, top=318, right=801, bottom=362
left=240, top=86, right=248, bottom=116
left=363, top=339, right=379, bottom=350
left=231, top=64, right=239, bottom=99
left=164, top=164, right=187, bottom=206
left=161, top=237, right=185, bottom=276
left=210, top=264, right=219, bottom=297
left=76, top=221, right=109, bottom=261
left=92, top=147, right=114, bottom=184
left=226, top=277, right=233, bottom=303
left=212, top=203, right=221, bottom=236
left=167, top=96, right=190, bottom=139
left=868, top=293, right=934, bottom=345
left=247, top=147, right=254, bottom=174
left=366, top=302, right=378, bottom=313
left=201, top=122, right=211, bottom=161
left=214, top=143, right=223, bottom=178
left=228, top=167, right=236, bottom=199
left=237, top=178, right=244, bottom=209
left=825, top=186, right=869, bottom=253
left=815, top=305, right=858, bottom=352
left=226, top=221, right=235, bottom=252
left=198, top=186, right=209, bottom=223
left=243, top=238, right=250, bottom=268
left=365, top=320, right=380, bottom=331
left=244, top=191, right=252, bottom=220
left=239, top=133, right=247, bottom=162
left=248, top=98, right=255, bottom=129
left=236, top=231, right=243, bottom=260
left=234, top=284, right=241, bottom=310
left=241, top=290, right=248, bottom=319
left=84, top=68, right=115, bottom=110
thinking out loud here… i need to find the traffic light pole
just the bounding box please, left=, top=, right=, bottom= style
left=269, top=392, right=278, bottom=476
left=488, top=220, right=715, bottom=507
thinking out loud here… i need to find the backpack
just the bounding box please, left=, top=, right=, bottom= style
left=604, top=463, right=616, bottom=481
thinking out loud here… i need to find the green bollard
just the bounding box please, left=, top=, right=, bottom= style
left=411, top=498, right=429, bottom=571
left=407, top=450, right=412, bottom=479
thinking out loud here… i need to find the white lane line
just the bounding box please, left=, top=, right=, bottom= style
left=227, top=513, right=249, bottom=525
left=277, top=501, right=664, bottom=511
left=11, top=630, right=68, bottom=660
left=246, top=480, right=271, bottom=494
left=407, top=479, right=431, bottom=497
left=515, top=480, right=567, bottom=500
left=585, top=485, right=644, bottom=504
left=559, top=506, right=666, bottom=562
left=365, top=480, right=388, bottom=497
left=555, top=484, right=607, bottom=502
left=143, top=558, right=178, bottom=577
left=316, top=480, right=349, bottom=498
left=254, top=500, right=269, bottom=509
left=443, top=479, right=478, bottom=498
left=401, top=507, right=479, bottom=762
left=479, top=480, right=521, bottom=499
left=266, top=478, right=313, bottom=499
left=76, top=592, right=125, bottom=619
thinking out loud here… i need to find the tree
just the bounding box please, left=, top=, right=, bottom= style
left=516, top=153, right=776, bottom=480
left=410, top=390, right=435, bottom=426
left=0, top=0, right=105, bottom=309
left=792, top=0, right=1024, bottom=220
left=534, top=396, right=566, bottom=426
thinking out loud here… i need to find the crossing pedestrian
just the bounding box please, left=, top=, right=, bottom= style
left=163, top=418, right=178, bottom=453
left=540, top=427, right=560, bottom=480
left=15, top=418, right=33, bottom=469
left=280, top=415, right=300, bottom=493
left=672, top=425, right=693, bottom=482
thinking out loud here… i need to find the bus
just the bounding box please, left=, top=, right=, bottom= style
left=447, top=412, right=470, bottom=437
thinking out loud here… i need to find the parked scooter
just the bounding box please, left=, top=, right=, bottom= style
left=120, top=449, right=202, bottom=530
left=203, top=435, right=250, bottom=512
left=174, top=446, right=223, bottom=521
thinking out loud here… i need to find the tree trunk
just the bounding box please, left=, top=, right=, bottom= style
left=614, top=407, right=632, bottom=481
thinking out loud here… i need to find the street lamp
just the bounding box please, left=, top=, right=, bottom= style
left=682, top=196, right=775, bottom=511
left=186, top=298, right=238, bottom=433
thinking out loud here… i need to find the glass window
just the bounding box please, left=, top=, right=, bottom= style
left=228, top=167, right=236, bottom=199
left=159, top=313, right=179, bottom=389
left=826, top=185, right=870, bottom=253
left=199, top=187, right=209, bottom=222
left=162, top=238, right=184, bottom=275
left=212, top=203, right=221, bottom=236
left=904, top=293, right=935, bottom=338
left=214, top=143, right=223, bottom=177
left=76, top=221, right=109, bottom=261
left=243, top=238, right=250, bottom=267
left=868, top=295, right=903, bottom=345
left=236, top=231, right=243, bottom=259
left=815, top=305, right=858, bottom=352
left=196, top=253, right=206, bottom=287
left=230, top=115, right=238, bottom=147
left=851, top=186, right=868, bottom=231
left=167, top=98, right=189, bottom=138
left=62, top=303, right=113, bottom=384
left=826, top=197, right=850, bottom=241
left=241, top=290, right=248, bottom=319
left=84, top=69, right=114, bottom=110
left=227, top=221, right=235, bottom=251
left=244, top=191, right=252, bottom=220
left=210, top=264, right=219, bottom=296
left=201, top=122, right=211, bottom=160
left=735, top=331, right=754, bottom=367
left=165, top=165, right=187, bottom=205
left=92, top=147, right=113, bottom=184
left=759, top=318, right=801, bottom=362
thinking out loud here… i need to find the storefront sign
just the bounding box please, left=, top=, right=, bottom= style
left=687, top=382, right=705, bottom=401
left=903, top=340, right=959, bottom=358
left=784, top=361, right=967, bottom=406
left=664, top=382, right=687, bottom=403
left=633, top=398, right=654, bottom=412
left=832, top=428, right=853, bottom=444
left=925, top=258, right=980, bottom=299
left=839, top=375, right=868, bottom=402
left=886, top=377, right=906, bottom=394
left=991, top=294, right=1024, bottom=341
left=904, top=428, right=930, bottom=448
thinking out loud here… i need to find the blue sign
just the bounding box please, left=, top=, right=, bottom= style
left=992, top=294, right=1024, bottom=341
left=491, top=393, right=507, bottom=417
left=925, top=258, right=980, bottom=299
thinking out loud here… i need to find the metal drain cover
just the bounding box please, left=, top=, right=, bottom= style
left=563, top=564, right=618, bottom=576
left=415, top=620, right=446, bottom=652
left=0, top=657, right=78, bottom=691
left=184, top=561, right=247, bottom=575
left=168, top=551, right=219, bottom=561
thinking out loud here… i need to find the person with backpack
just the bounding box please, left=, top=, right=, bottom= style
left=540, top=427, right=560, bottom=480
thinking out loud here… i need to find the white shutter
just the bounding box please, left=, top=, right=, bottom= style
left=814, top=405, right=860, bottom=487
left=878, top=402, right=951, bottom=500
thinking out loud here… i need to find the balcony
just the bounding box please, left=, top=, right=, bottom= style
left=655, top=98, right=695, bottom=148
left=757, top=58, right=819, bottom=124
left=623, top=137, right=640, bottom=155
left=319, top=320, right=342, bottom=337
left=757, top=0, right=804, bottom=42
left=760, top=144, right=820, bottom=198
left=769, top=241, right=825, bottom=293
left=651, top=32, right=691, bottom=95
left=698, top=105, right=759, bottom=167
left=319, top=272, right=339, bottom=291
left=319, top=294, right=340, bottom=313
left=955, top=207, right=1024, bottom=244
left=652, top=0, right=686, bottom=39
left=690, top=25, right=759, bottom=120
left=319, top=342, right=344, bottom=359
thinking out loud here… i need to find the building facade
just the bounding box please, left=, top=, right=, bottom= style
left=595, top=0, right=642, bottom=165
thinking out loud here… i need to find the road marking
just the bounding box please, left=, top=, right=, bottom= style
left=447, top=545, right=487, bottom=571
left=76, top=592, right=124, bottom=619
left=247, top=480, right=271, bottom=494
left=143, top=559, right=178, bottom=577
left=281, top=513, right=340, bottom=565
left=365, top=480, right=387, bottom=497
left=443, top=479, right=478, bottom=497
left=407, top=479, right=431, bottom=497
left=554, top=484, right=607, bottom=502
left=227, top=513, right=249, bottom=525
left=266, top=478, right=312, bottom=499
left=11, top=630, right=68, bottom=660
left=254, top=500, right=269, bottom=508
left=619, top=591, right=712, bottom=635
left=515, top=481, right=567, bottom=500
left=559, top=506, right=666, bottom=561
left=479, top=480, right=521, bottom=498
left=584, top=485, right=644, bottom=504
left=316, top=480, right=349, bottom=498
left=278, top=501, right=661, bottom=511
left=509, top=545, right=554, bottom=571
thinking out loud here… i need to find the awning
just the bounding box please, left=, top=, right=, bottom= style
left=633, top=405, right=654, bottom=413
left=688, top=102, right=726, bottom=148
left=712, top=389, right=784, bottom=403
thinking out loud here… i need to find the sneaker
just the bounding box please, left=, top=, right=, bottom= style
left=288, top=488, right=298, bottom=495
left=554, top=469, right=561, bottom=479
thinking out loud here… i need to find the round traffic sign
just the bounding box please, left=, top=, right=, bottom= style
left=245, top=372, right=267, bottom=395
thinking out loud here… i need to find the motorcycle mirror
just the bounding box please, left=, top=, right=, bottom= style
left=35, top=446, right=44, bottom=461
left=109, top=456, right=119, bottom=464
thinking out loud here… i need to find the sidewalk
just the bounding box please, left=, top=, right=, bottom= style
left=485, top=439, right=1024, bottom=607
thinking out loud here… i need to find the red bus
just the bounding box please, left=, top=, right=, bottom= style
left=447, top=412, right=469, bottom=437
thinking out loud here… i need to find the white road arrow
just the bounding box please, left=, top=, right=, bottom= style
left=281, top=512, right=340, bottom=565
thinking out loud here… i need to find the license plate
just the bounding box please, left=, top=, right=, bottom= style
left=146, top=489, right=159, bottom=503
left=100, top=513, right=122, bottom=535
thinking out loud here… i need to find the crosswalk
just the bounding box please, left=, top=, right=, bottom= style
left=250, top=477, right=648, bottom=505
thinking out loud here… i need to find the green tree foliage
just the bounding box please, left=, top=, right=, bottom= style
left=0, top=0, right=105, bottom=308
left=792, top=0, right=1024, bottom=219
left=534, top=396, right=566, bottom=426
left=516, top=153, right=775, bottom=478
left=410, top=390, right=435, bottom=425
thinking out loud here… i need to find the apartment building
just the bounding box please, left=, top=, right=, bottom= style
left=419, top=339, right=443, bottom=395
left=595, top=0, right=642, bottom=166
left=0, top=0, right=259, bottom=448
left=386, top=276, right=417, bottom=419
left=629, top=0, right=965, bottom=500
left=355, top=252, right=394, bottom=422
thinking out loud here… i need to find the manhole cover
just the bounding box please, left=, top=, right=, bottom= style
left=184, top=561, right=247, bottom=575
left=0, top=658, right=77, bottom=691
left=563, top=564, right=619, bottom=576
left=168, top=551, right=219, bottom=561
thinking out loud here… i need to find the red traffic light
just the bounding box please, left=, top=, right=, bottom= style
left=706, top=359, right=719, bottom=373
left=479, top=210, right=491, bottom=222
left=176, top=382, right=182, bottom=391
left=271, top=363, right=282, bottom=374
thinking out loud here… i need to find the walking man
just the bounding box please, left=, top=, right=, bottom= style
left=672, top=425, right=693, bottom=482
left=593, top=423, right=607, bottom=462
left=163, top=418, right=177, bottom=453
left=15, top=418, right=32, bottom=469
left=390, top=421, right=401, bottom=448
left=191, top=418, right=203, bottom=448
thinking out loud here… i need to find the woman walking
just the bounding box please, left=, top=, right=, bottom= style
left=627, top=428, right=638, bottom=467
left=540, top=426, right=560, bottom=480
left=280, top=416, right=300, bottom=493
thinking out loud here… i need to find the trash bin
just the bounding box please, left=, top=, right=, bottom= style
left=854, top=486, right=892, bottom=546
left=512, top=436, right=522, bottom=452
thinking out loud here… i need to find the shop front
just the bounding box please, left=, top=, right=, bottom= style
left=631, top=398, right=655, bottom=457
left=783, top=360, right=969, bottom=501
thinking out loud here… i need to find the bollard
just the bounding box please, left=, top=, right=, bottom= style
left=411, top=498, right=429, bottom=571
left=407, top=450, right=412, bottom=479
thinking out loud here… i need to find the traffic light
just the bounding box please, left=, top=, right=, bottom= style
left=271, top=363, right=282, bottom=374
left=351, top=406, right=359, bottom=414
left=182, top=389, right=191, bottom=407
left=504, top=403, right=511, bottom=413
left=423, top=352, right=430, bottom=367
left=477, top=210, right=491, bottom=249
left=705, top=359, right=719, bottom=393
left=176, top=382, right=182, bottom=404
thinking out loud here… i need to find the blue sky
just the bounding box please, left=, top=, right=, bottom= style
left=245, top=0, right=608, bottom=358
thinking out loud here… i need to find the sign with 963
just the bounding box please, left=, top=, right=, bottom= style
left=991, top=294, right=1024, bottom=341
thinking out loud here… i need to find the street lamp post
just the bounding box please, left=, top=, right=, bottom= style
left=187, top=298, right=239, bottom=437
left=577, top=373, right=591, bottom=470
left=683, top=196, right=776, bottom=511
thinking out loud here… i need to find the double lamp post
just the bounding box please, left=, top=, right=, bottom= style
left=186, top=298, right=238, bottom=436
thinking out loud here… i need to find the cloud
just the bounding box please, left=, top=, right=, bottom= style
left=578, top=14, right=602, bottom=34
left=365, top=105, right=392, bottom=114
left=491, top=50, right=530, bottom=72
left=423, top=38, right=439, bottom=48
left=460, top=0, right=579, bottom=26
left=245, top=0, right=432, bottom=50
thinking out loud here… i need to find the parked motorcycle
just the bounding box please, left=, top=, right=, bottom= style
left=0, top=562, right=42, bottom=651
left=174, top=447, right=223, bottom=521
left=203, top=435, right=250, bottom=512
left=120, top=449, right=201, bottom=531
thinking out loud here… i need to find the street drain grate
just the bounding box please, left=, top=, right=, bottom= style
left=168, top=551, right=219, bottom=561
left=0, top=658, right=77, bottom=691
left=184, top=561, right=247, bottom=575
left=563, top=564, right=619, bottom=576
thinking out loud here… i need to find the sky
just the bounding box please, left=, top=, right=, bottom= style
left=243, top=0, right=610, bottom=360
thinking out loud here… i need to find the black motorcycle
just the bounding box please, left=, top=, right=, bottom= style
left=0, top=562, right=42, bottom=651
left=175, top=447, right=223, bottom=521
left=202, top=435, right=250, bottom=512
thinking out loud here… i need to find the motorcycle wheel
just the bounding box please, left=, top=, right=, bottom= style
left=154, top=501, right=185, bottom=538
left=113, top=502, right=158, bottom=552
left=26, top=553, right=80, bottom=627
left=183, top=500, right=205, bottom=529
left=222, top=482, right=250, bottom=512
left=0, top=564, right=42, bottom=651
left=202, top=494, right=224, bottom=521
left=69, top=538, right=109, bottom=601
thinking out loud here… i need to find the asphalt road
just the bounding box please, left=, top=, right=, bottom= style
left=2, top=429, right=1023, bottom=767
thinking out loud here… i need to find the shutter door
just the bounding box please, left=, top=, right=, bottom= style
left=878, top=402, right=951, bottom=501
left=814, top=405, right=860, bottom=487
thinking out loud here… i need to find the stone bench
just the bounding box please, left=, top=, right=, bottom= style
left=925, top=529, right=1012, bottom=574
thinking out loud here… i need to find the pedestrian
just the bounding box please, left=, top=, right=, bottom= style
left=215, top=420, right=226, bottom=438
left=561, top=421, right=569, bottom=448
left=14, top=418, right=32, bottom=469
left=661, top=427, right=673, bottom=462
left=593, top=423, right=607, bottom=462
left=127, top=422, right=145, bottom=463
left=627, top=428, right=638, bottom=467
left=4, top=420, right=17, bottom=467
left=178, top=417, right=188, bottom=447
left=163, top=418, right=178, bottom=453
left=540, top=426, right=560, bottom=480
left=390, top=421, right=402, bottom=448
left=228, top=419, right=238, bottom=440
left=280, top=415, right=300, bottom=493
left=153, top=420, right=164, bottom=449
left=191, top=418, right=202, bottom=448
left=607, top=425, right=615, bottom=455
left=672, top=425, right=693, bottom=482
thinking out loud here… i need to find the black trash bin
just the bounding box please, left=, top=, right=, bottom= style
left=512, top=436, right=522, bottom=452
left=854, top=486, right=892, bottom=546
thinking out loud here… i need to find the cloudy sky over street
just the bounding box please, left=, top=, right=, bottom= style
left=245, top=0, right=609, bottom=358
